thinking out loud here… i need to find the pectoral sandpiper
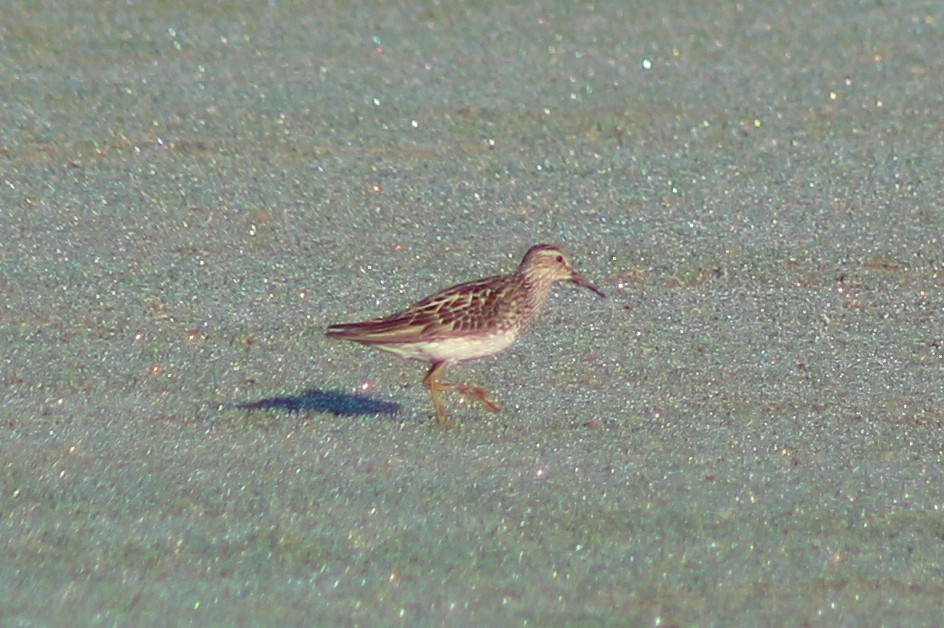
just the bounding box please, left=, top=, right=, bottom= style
left=326, top=244, right=606, bottom=426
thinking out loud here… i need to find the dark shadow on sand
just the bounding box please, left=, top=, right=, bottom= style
left=233, top=388, right=400, bottom=417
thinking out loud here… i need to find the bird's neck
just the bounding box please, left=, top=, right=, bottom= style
left=521, top=274, right=557, bottom=317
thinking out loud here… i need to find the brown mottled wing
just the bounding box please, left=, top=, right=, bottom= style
left=326, top=275, right=524, bottom=344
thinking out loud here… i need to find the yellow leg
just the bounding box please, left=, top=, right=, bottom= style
left=423, top=361, right=502, bottom=426
left=423, top=361, right=451, bottom=426
left=452, top=384, right=501, bottom=413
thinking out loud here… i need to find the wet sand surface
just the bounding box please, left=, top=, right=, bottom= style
left=2, top=0, right=943, bottom=624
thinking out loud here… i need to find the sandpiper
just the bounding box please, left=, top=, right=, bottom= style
left=326, top=244, right=606, bottom=425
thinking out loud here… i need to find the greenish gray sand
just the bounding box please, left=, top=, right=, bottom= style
left=2, top=0, right=943, bottom=624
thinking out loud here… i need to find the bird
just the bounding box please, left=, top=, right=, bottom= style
left=325, top=244, right=606, bottom=426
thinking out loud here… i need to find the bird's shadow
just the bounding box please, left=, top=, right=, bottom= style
left=232, top=388, right=400, bottom=418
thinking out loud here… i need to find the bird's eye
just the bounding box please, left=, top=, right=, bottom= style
left=555, top=255, right=564, bottom=263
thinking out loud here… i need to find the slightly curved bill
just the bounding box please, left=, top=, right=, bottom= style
left=572, top=274, right=607, bottom=298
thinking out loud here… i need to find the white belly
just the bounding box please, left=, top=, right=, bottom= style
left=376, top=327, right=521, bottom=363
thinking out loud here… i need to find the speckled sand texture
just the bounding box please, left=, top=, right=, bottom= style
left=2, top=0, right=943, bottom=624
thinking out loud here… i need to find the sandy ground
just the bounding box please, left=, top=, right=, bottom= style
left=2, top=0, right=944, bottom=624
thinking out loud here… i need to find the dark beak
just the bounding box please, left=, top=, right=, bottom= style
left=571, top=274, right=607, bottom=298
